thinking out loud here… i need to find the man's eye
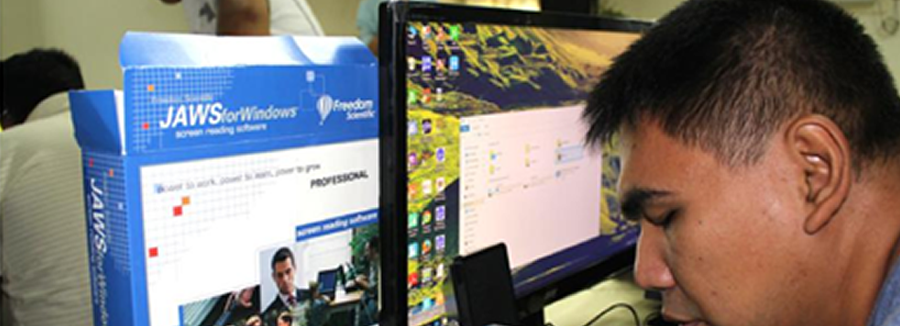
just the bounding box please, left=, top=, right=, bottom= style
left=660, top=209, right=680, bottom=227
left=648, top=209, right=678, bottom=228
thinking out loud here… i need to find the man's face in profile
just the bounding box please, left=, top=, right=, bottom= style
left=619, top=122, right=826, bottom=326
left=273, top=258, right=295, bottom=296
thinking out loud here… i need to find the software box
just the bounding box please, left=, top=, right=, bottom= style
left=71, top=33, right=379, bottom=326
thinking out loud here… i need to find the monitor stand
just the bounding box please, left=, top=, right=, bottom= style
left=519, top=310, right=545, bottom=326
left=519, top=275, right=671, bottom=326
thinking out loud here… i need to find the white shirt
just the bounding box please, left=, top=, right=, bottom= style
left=182, top=0, right=325, bottom=36
left=279, top=291, right=297, bottom=307
left=0, top=93, right=92, bottom=326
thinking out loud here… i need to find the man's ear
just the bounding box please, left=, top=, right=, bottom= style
left=784, top=115, right=852, bottom=234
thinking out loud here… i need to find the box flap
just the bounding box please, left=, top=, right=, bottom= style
left=72, top=32, right=378, bottom=156
left=70, top=90, right=125, bottom=154
left=292, top=36, right=376, bottom=66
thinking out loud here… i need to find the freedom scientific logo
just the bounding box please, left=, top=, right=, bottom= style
left=316, top=94, right=375, bottom=125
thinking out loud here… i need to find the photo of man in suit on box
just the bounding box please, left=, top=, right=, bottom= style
left=263, top=247, right=310, bottom=326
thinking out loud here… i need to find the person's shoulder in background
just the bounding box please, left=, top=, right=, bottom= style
left=270, top=0, right=325, bottom=36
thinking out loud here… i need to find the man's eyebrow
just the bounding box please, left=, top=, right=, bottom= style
left=620, top=188, right=673, bottom=222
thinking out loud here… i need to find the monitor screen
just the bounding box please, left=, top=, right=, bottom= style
left=379, top=3, right=649, bottom=326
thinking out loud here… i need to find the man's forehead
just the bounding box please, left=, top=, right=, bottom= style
left=617, top=118, right=664, bottom=157
left=617, top=122, right=721, bottom=193
left=275, top=259, right=293, bottom=270
left=618, top=122, right=678, bottom=168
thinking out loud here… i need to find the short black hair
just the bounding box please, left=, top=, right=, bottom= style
left=271, top=247, right=295, bottom=270
left=584, top=0, right=900, bottom=167
left=367, top=235, right=379, bottom=253
left=1, top=48, right=85, bottom=125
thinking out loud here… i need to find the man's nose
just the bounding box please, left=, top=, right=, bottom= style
left=633, top=223, right=676, bottom=291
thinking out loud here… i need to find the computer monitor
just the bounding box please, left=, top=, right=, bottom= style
left=378, top=3, right=650, bottom=326
left=317, top=267, right=340, bottom=299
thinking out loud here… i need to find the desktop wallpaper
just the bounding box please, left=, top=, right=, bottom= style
left=405, top=21, right=640, bottom=325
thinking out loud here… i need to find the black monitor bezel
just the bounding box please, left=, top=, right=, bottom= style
left=378, top=3, right=651, bottom=326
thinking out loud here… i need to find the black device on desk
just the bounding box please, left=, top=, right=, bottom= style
left=379, top=2, right=651, bottom=326
left=451, top=243, right=519, bottom=326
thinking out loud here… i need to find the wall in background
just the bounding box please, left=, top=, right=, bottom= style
left=0, top=0, right=365, bottom=90
left=603, top=0, right=900, bottom=94
left=1, top=0, right=189, bottom=89
left=844, top=0, right=900, bottom=87
left=2, top=0, right=898, bottom=91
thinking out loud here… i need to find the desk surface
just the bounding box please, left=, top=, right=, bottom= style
left=331, top=290, right=363, bottom=307
left=544, top=272, right=660, bottom=326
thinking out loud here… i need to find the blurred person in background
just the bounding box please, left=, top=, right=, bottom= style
left=1, top=48, right=91, bottom=326
left=356, top=0, right=435, bottom=55
left=161, top=0, right=324, bottom=36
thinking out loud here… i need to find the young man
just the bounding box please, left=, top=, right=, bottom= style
left=263, top=247, right=310, bottom=326
left=1, top=49, right=91, bottom=326
left=584, top=0, right=900, bottom=326
left=353, top=236, right=379, bottom=326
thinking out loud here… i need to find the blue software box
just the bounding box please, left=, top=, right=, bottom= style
left=71, top=32, right=379, bottom=326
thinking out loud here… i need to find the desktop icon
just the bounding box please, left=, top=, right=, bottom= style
left=408, top=57, right=417, bottom=72
left=436, top=205, right=446, bottom=221
left=449, top=25, right=460, bottom=41
left=422, top=179, right=433, bottom=195
left=436, top=178, right=446, bottom=193
left=423, top=119, right=433, bottom=134
left=408, top=90, right=418, bottom=104
left=409, top=212, right=419, bottom=228
left=436, top=26, right=447, bottom=41
left=422, top=56, right=432, bottom=72
left=408, top=271, right=419, bottom=288
left=423, top=210, right=433, bottom=224
left=422, top=25, right=432, bottom=39
left=420, top=149, right=434, bottom=163
left=437, top=263, right=446, bottom=279
left=436, top=234, right=446, bottom=252
left=408, top=120, right=418, bottom=135
left=423, top=267, right=434, bottom=283
left=422, top=88, right=432, bottom=104
left=436, top=58, right=447, bottom=72
left=436, top=147, right=446, bottom=162
left=423, top=239, right=433, bottom=255
left=436, top=87, right=444, bottom=102
left=409, top=242, right=419, bottom=259
left=408, top=152, right=418, bottom=168
left=449, top=55, right=460, bottom=71
left=408, top=183, right=417, bottom=200
left=408, top=26, right=418, bottom=39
